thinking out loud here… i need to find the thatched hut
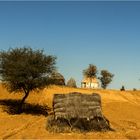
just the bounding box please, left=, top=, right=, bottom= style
left=50, top=72, right=65, bottom=85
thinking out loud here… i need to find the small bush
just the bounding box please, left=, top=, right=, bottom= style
left=120, top=86, right=125, bottom=91
left=133, top=88, right=137, bottom=91
left=67, top=78, right=77, bottom=88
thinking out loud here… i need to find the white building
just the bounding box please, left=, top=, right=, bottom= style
left=81, top=77, right=99, bottom=89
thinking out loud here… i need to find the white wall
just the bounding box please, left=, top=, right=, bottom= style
left=81, top=82, right=99, bottom=88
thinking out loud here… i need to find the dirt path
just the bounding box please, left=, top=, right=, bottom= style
left=2, top=117, right=44, bottom=139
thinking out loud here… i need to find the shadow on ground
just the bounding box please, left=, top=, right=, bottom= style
left=0, top=99, right=51, bottom=116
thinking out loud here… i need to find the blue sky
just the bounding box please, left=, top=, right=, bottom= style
left=0, top=1, right=140, bottom=89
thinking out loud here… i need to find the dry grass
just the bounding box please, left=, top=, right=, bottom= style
left=0, top=84, right=140, bottom=139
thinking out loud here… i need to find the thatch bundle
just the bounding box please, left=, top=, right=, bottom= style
left=46, top=92, right=113, bottom=132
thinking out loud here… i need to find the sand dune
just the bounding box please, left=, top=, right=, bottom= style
left=0, top=85, right=140, bottom=139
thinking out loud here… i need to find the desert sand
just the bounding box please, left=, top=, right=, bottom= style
left=0, top=84, right=140, bottom=139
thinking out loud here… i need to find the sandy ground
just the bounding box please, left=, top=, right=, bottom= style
left=0, top=85, right=140, bottom=139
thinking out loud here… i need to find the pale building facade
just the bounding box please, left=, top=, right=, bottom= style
left=81, top=77, right=99, bottom=89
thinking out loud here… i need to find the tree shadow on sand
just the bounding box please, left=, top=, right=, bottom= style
left=0, top=99, right=51, bottom=116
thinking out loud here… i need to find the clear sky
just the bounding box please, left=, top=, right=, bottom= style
left=0, top=1, right=140, bottom=89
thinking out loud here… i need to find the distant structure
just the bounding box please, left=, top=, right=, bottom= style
left=50, top=72, right=65, bottom=85
left=81, top=77, right=99, bottom=88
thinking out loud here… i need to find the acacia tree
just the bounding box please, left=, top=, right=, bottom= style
left=0, top=47, right=56, bottom=113
left=83, top=64, right=98, bottom=88
left=99, top=70, right=114, bottom=89
left=67, top=77, right=77, bottom=88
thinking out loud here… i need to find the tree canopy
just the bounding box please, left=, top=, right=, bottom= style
left=83, top=64, right=98, bottom=78
left=99, top=70, right=114, bottom=89
left=83, top=64, right=98, bottom=88
left=0, top=47, right=56, bottom=113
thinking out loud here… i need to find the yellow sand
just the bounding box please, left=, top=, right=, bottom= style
left=0, top=84, right=140, bottom=139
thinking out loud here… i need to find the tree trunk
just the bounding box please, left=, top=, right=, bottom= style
left=18, top=91, right=29, bottom=113
left=90, top=78, right=92, bottom=88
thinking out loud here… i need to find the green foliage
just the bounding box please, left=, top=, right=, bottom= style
left=83, top=64, right=98, bottom=78
left=83, top=64, right=98, bottom=88
left=0, top=47, right=56, bottom=93
left=50, top=72, right=65, bottom=85
left=99, top=70, right=114, bottom=89
left=67, top=77, right=77, bottom=88
left=0, top=47, right=56, bottom=113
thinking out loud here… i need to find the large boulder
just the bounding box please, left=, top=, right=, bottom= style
left=46, top=92, right=113, bottom=132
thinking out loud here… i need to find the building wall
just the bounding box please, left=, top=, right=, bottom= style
left=81, top=82, right=99, bottom=88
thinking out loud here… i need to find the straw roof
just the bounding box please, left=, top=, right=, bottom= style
left=53, top=92, right=102, bottom=120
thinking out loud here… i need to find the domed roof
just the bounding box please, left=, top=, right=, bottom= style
left=51, top=72, right=64, bottom=80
